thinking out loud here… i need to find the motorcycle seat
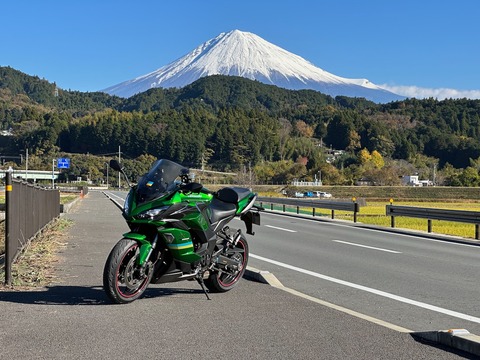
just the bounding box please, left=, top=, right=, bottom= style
left=216, top=187, right=251, bottom=204
left=209, top=197, right=237, bottom=224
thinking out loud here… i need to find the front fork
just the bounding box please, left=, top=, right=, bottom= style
left=122, top=232, right=158, bottom=267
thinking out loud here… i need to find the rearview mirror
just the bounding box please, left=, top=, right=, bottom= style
left=110, top=159, right=123, bottom=172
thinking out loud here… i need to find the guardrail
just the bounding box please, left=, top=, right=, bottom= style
left=257, top=197, right=361, bottom=222
left=57, top=186, right=89, bottom=196
left=386, top=205, right=480, bottom=239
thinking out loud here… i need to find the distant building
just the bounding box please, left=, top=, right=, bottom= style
left=402, top=175, right=432, bottom=187
left=324, top=148, right=345, bottom=164
left=355, top=178, right=374, bottom=186
left=0, top=129, right=13, bottom=136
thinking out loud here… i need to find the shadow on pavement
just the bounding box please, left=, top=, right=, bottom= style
left=0, top=285, right=204, bottom=305
left=411, top=332, right=477, bottom=359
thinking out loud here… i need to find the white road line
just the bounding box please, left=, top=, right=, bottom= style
left=250, top=253, right=480, bottom=324
left=332, top=240, right=402, bottom=254
left=265, top=225, right=297, bottom=233
left=105, top=192, right=125, bottom=202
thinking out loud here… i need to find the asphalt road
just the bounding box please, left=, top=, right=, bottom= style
left=0, top=191, right=473, bottom=359
left=245, top=212, right=480, bottom=335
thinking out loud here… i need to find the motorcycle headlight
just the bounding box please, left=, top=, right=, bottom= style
left=137, top=206, right=169, bottom=220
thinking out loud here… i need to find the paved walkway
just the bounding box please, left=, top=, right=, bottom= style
left=0, top=191, right=469, bottom=359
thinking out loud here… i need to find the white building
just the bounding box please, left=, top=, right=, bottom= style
left=402, top=175, right=432, bottom=187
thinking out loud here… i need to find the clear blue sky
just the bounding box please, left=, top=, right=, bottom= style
left=2, top=0, right=479, bottom=99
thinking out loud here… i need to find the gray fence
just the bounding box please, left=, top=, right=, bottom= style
left=257, top=197, right=361, bottom=222
left=386, top=205, right=480, bottom=239
left=4, top=172, right=60, bottom=285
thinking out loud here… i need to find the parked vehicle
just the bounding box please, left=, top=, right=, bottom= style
left=103, top=159, right=262, bottom=304
left=294, top=192, right=304, bottom=198
left=303, top=191, right=314, bottom=198
left=314, top=191, right=332, bottom=198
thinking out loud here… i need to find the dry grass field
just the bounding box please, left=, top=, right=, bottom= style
left=336, top=201, right=480, bottom=239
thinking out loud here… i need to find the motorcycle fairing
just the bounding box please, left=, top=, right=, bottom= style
left=122, top=232, right=152, bottom=265
left=158, top=227, right=201, bottom=263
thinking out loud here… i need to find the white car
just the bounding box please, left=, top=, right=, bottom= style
left=314, top=191, right=332, bottom=198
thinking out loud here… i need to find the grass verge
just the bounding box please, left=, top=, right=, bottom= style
left=0, top=218, right=72, bottom=289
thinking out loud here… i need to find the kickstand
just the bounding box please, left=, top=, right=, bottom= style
left=197, top=277, right=211, bottom=300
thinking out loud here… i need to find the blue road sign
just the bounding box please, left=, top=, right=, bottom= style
left=57, top=158, right=70, bottom=169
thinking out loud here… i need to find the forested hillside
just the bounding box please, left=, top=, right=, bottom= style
left=2, top=66, right=480, bottom=186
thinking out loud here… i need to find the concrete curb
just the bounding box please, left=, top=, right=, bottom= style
left=245, top=266, right=480, bottom=358
left=244, top=266, right=284, bottom=288
left=60, top=195, right=83, bottom=214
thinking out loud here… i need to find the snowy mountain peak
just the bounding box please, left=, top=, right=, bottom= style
left=103, top=30, right=403, bottom=103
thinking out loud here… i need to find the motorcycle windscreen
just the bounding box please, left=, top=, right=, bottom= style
left=136, top=159, right=188, bottom=204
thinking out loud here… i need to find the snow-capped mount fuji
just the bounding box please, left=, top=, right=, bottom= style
left=103, top=30, right=403, bottom=103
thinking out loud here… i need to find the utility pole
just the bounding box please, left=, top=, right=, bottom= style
left=5, top=167, right=13, bottom=285
left=249, top=161, right=252, bottom=188
left=25, top=148, right=28, bottom=180
left=118, top=146, right=121, bottom=190
left=52, top=158, right=56, bottom=188
left=106, top=163, right=109, bottom=189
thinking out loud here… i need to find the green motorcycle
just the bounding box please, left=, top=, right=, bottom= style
left=103, top=159, right=261, bottom=304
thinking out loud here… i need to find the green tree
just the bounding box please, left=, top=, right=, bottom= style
left=458, top=167, right=480, bottom=186
left=325, top=113, right=353, bottom=149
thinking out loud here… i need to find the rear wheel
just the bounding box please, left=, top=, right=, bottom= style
left=205, top=236, right=249, bottom=292
left=103, top=239, right=153, bottom=304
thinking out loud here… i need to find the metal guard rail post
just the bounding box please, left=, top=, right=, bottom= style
left=386, top=205, right=480, bottom=239
left=257, top=197, right=360, bottom=222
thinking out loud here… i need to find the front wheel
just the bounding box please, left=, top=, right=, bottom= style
left=103, top=239, right=153, bottom=304
left=205, top=236, right=249, bottom=293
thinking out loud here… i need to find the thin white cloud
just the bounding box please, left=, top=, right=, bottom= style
left=380, top=84, right=480, bottom=100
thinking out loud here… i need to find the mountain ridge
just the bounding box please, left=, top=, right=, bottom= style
left=103, top=30, right=404, bottom=103
left=3, top=65, right=480, bottom=173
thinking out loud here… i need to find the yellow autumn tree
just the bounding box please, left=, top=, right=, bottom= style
left=346, top=130, right=361, bottom=152
left=295, top=120, right=314, bottom=138
left=371, top=150, right=385, bottom=169
left=357, top=148, right=371, bottom=165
